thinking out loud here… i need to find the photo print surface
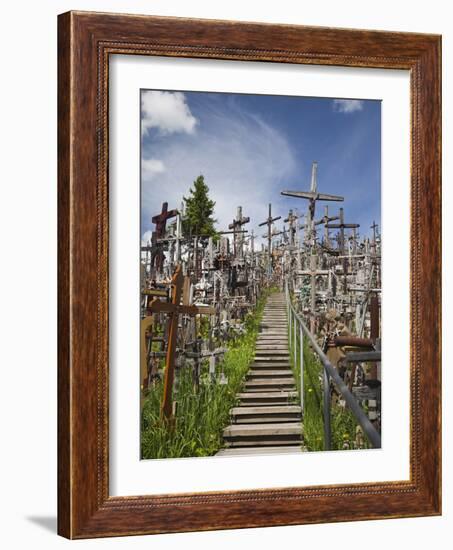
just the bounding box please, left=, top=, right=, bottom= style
left=140, top=89, right=381, bottom=460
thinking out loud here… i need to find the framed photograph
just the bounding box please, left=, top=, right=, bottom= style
left=58, top=11, right=441, bottom=538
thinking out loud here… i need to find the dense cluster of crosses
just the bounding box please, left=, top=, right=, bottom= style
left=141, top=161, right=381, bottom=429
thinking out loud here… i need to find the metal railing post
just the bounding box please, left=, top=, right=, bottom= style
left=289, top=307, right=292, bottom=349
left=284, top=281, right=381, bottom=449
left=323, top=367, right=331, bottom=450
left=299, top=325, right=304, bottom=415
left=293, top=312, right=297, bottom=368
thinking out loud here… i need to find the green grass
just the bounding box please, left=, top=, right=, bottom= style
left=289, top=324, right=370, bottom=452
left=141, top=289, right=274, bottom=459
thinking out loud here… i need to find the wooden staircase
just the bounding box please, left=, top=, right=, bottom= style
left=217, top=292, right=303, bottom=456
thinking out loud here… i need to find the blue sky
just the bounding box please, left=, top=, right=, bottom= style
left=141, top=89, right=380, bottom=247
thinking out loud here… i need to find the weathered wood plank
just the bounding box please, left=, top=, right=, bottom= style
left=223, top=423, right=302, bottom=437
left=216, top=446, right=302, bottom=456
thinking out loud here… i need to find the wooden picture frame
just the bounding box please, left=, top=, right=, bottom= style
left=58, top=11, right=441, bottom=539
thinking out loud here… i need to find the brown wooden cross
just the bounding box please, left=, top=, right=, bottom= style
left=152, top=202, right=178, bottom=238
left=148, top=264, right=215, bottom=420
left=151, top=202, right=179, bottom=271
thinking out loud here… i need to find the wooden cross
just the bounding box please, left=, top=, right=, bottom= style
left=258, top=203, right=281, bottom=273
left=281, top=162, right=344, bottom=244
left=185, top=342, right=227, bottom=385
left=370, top=220, right=379, bottom=255
left=315, top=205, right=339, bottom=247
left=158, top=207, right=184, bottom=266
left=299, top=254, right=330, bottom=331
left=148, top=265, right=215, bottom=420
left=325, top=207, right=360, bottom=254
left=228, top=206, right=250, bottom=258
left=326, top=208, right=360, bottom=292
left=262, top=226, right=285, bottom=252
left=152, top=202, right=178, bottom=238
left=150, top=202, right=178, bottom=272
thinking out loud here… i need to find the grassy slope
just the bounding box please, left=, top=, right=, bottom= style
left=141, top=291, right=269, bottom=459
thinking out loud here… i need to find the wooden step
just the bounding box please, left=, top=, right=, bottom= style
left=231, top=405, right=302, bottom=415
left=244, top=380, right=296, bottom=392
left=237, top=390, right=298, bottom=405
left=234, top=415, right=301, bottom=424
left=225, top=439, right=301, bottom=448
left=261, top=318, right=287, bottom=321
left=256, top=339, right=288, bottom=344
left=255, top=352, right=289, bottom=358
left=238, top=391, right=298, bottom=405
left=257, top=334, right=287, bottom=338
left=223, top=423, right=302, bottom=447
left=261, top=318, right=286, bottom=321
left=248, top=369, right=293, bottom=378
left=216, top=446, right=302, bottom=457
left=253, top=356, right=290, bottom=362
left=223, top=422, right=302, bottom=438
left=245, top=388, right=296, bottom=394
left=256, top=343, right=288, bottom=351
left=255, top=349, right=288, bottom=354
left=251, top=362, right=291, bottom=368
left=231, top=405, right=302, bottom=424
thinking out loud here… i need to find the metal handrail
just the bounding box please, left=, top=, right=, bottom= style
left=285, top=283, right=381, bottom=450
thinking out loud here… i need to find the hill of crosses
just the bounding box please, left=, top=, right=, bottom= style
left=140, top=91, right=381, bottom=459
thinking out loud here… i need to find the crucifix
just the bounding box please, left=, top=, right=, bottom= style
left=151, top=202, right=178, bottom=272
left=228, top=206, right=250, bottom=258
left=284, top=209, right=299, bottom=247
left=148, top=264, right=215, bottom=420
left=258, top=203, right=281, bottom=275
left=281, top=161, right=344, bottom=245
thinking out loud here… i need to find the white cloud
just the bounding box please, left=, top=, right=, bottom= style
left=141, top=91, right=198, bottom=135
left=141, top=101, right=297, bottom=249
left=142, top=158, right=165, bottom=181
left=332, top=99, right=364, bottom=113
left=141, top=230, right=153, bottom=246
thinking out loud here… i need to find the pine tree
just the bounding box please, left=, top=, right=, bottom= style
left=182, top=175, right=218, bottom=240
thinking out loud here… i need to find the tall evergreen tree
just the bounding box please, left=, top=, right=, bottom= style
left=182, top=175, right=218, bottom=240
